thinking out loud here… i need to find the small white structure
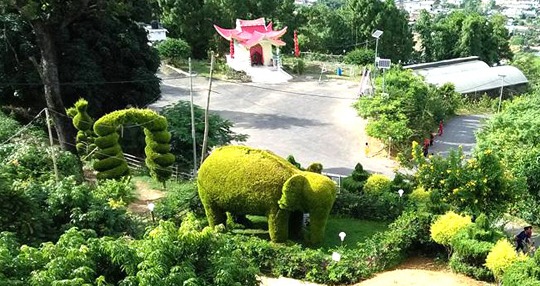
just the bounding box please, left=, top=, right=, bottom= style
left=145, top=24, right=168, bottom=43
left=214, top=18, right=293, bottom=83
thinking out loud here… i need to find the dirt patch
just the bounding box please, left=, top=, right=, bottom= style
left=355, top=269, right=488, bottom=286
left=128, top=181, right=166, bottom=213
left=259, top=257, right=492, bottom=286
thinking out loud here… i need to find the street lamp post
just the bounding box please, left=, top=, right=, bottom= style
left=371, top=30, right=383, bottom=67
left=498, top=74, right=506, bottom=113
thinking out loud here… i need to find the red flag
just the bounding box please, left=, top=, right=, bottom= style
left=230, top=38, right=234, bottom=59
left=294, top=30, right=299, bottom=58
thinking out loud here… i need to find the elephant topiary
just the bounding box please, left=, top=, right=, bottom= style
left=197, top=146, right=337, bottom=244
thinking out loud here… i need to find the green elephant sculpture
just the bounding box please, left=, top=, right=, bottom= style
left=197, top=146, right=337, bottom=244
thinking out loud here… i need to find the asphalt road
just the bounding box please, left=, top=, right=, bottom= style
left=153, top=72, right=400, bottom=176
left=428, top=115, right=488, bottom=157
left=154, top=71, right=486, bottom=177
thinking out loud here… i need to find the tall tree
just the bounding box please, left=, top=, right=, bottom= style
left=5, top=0, right=94, bottom=150
left=1, top=1, right=160, bottom=140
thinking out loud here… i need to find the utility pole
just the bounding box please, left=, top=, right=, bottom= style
left=498, top=74, right=506, bottom=113
left=44, top=108, right=59, bottom=181
left=201, top=52, right=215, bottom=165
left=189, top=58, right=197, bottom=176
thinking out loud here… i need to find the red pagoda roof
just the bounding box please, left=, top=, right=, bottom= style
left=214, top=18, right=287, bottom=48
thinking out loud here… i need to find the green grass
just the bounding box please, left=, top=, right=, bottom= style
left=235, top=215, right=387, bottom=249
left=322, top=216, right=388, bottom=249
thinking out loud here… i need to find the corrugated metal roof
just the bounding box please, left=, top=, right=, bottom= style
left=404, top=57, right=528, bottom=93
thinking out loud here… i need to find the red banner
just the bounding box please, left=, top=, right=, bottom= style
left=294, top=30, right=299, bottom=58
left=230, top=39, right=234, bottom=59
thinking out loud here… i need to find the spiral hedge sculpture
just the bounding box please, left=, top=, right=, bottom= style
left=66, top=99, right=95, bottom=156
left=93, top=108, right=175, bottom=182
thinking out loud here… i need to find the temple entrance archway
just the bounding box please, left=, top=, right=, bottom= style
left=250, top=44, right=263, bottom=66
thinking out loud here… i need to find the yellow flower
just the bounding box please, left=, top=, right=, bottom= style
left=483, top=178, right=487, bottom=183
left=440, top=180, right=445, bottom=185
left=11, top=159, right=19, bottom=166
left=484, top=149, right=492, bottom=155
left=447, top=169, right=452, bottom=173
left=452, top=188, right=460, bottom=194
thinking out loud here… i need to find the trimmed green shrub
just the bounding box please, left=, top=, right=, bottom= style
left=287, top=155, right=304, bottom=170
left=448, top=214, right=505, bottom=281
left=66, top=99, right=95, bottom=156
left=342, top=163, right=370, bottom=193
left=343, top=48, right=375, bottom=65
left=306, top=162, right=323, bottom=173
left=363, top=174, right=392, bottom=194
left=228, top=211, right=432, bottom=284
left=430, top=211, right=472, bottom=248
left=332, top=189, right=402, bottom=221
left=197, top=146, right=337, bottom=244
left=157, top=38, right=191, bottom=62
left=485, top=239, right=528, bottom=281
left=93, top=108, right=175, bottom=183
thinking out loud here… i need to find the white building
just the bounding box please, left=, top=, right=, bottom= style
left=144, top=25, right=168, bottom=43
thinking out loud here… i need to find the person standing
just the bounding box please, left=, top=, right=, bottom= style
left=364, top=142, right=370, bottom=158
left=438, top=120, right=444, bottom=136
left=430, top=132, right=435, bottom=146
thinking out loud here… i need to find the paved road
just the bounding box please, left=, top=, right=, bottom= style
left=155, top=70, right=486, bottom=177
left=153, top=72, right=398, bottom=176
left=428, top=115, right=488, bottom=157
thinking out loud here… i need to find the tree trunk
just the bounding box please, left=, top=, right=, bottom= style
left=32, top=21, right=75, bottom=152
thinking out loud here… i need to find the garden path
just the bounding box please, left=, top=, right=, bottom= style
left=128, top=181, right=165, bottom=213
left=259, top=257, right=491, bottom=286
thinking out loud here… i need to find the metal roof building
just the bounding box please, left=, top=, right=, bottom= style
left=404, top=57, right=528, bottom=94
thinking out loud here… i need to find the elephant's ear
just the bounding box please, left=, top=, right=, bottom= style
left=279, top=174, right=307, bottom=211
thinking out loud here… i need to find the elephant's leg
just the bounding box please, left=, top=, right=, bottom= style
left=288, top=211, right=304, bottom=240
left=267, top=208, right=290, bottom=242
left=202, top=202, right=226, bottom=228
left=307, top=210, right=331, bottom=245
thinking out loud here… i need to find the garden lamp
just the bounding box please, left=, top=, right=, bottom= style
left=398, top=189, right=404, bottom=197
left=147, top=202, right=156, bottom=224
left=332, top=252, right=341, bottom=262
left=339, top=232, right=346, bottom=241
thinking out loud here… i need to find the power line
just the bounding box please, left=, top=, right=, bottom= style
left=1, top=108, right=46, bottom=145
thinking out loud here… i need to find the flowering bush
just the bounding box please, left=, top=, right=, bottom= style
left=485, top=239, right=527, bottom=280
left=410, top=142, right=518, bottom=218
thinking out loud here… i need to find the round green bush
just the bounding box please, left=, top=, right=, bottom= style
left=363, top=174, right=392, bottom=194
left=157, top=38, right=191, bottom=61
left=343, top=48, right=375, bottom=65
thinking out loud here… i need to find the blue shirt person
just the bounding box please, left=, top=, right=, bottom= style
left=515, top=226, right=533, bottom=252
